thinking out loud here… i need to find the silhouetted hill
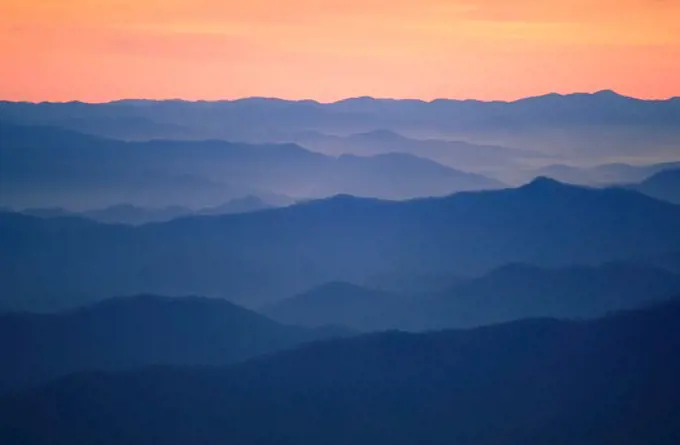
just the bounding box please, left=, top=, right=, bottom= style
left=2, top=301, right=679, bottom=445
left=520, top=161, right=680, bottom=186
left=263, top=263, right=680, bottom=331
left=3, top=179, right=680, bottom=310
left=0, top=295, right=349, bottom=391
left=413, top=262, right=680, bottom=329
left=322, top=152, right=503, bottom=197
left=0, top=123, right=267, bottom=209
left=629, top=168, right=680, bottom=204
left=0, top=123, right=502, bottom=209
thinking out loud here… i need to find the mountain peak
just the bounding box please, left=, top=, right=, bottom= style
left=593, top=89, right=623, bottom=97
left=336, top=96, right=377, bottom=104
left=522, top=176, right=570, bottom=190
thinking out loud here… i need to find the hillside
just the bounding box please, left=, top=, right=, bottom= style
left=2, top=301, right=679, bottom=445
left=3, top=178, right=680, bottom=310
left=0, top=295, right=349, bottom=391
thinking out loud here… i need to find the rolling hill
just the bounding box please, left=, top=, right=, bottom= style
left=2, top=300, right=679, bottom=445
left=3, top=178, right=680, bottom=310
left=0, top=123, right=503, bottom=210
left=629, top=168, right=680, bottom=204
left=0, top=295, right=349, bottom=391
left=263, top=263, right=680, bottom=331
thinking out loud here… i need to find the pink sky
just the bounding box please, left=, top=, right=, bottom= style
left=1, top=0, right=679, bottom=102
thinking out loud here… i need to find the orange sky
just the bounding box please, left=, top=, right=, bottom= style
left=1, top=0, right=679, bottom=102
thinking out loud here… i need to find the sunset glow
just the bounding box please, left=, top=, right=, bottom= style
left=1, top=0, right=679, bottom=102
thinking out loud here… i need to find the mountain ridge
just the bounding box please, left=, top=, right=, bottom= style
left=2, top=300, right=679, bottom=445
left=0, top=123, right=503, bottom=209
left=3, top=178, right=680, bottom=310
left=3, top=90, right=677, bottom=105
left=0, top=294, right=351, bottom=391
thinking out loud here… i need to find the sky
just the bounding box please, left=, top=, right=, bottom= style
left=1, top=0, right=679, bottom=102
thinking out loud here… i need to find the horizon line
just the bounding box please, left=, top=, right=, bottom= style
left=2, top=89, right=680, bottom=106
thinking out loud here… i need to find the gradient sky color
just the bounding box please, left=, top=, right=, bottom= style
left=1, top=0, right=679, bottom=102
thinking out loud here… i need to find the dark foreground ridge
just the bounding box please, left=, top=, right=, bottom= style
left=1, top=299, right=679, bottom=445
left=0, top=295, right=350, bottom=391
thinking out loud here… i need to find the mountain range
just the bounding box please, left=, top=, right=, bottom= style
left=3, top=91, right=679, bottom=165
left=516, top=161, right=680, bottom=187
left=288, top=129, right=548, bottom=172
left=0, top=295, right=349, bottom=392
left=3, top=90, right=680, bottom=445
left=3, top=177, right=680, bottom=311
left=0, top=123, right=503, bottom=209
left=264, top=263, right=680, bottom=331
left=2, top=300, right=679, bottom=445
